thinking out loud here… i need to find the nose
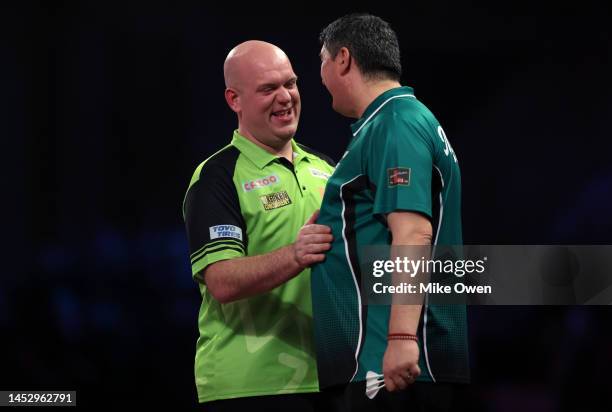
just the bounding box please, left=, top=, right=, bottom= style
left=276, top=87, right=291, bottom=104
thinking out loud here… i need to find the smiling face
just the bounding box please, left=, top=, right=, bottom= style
left=320, top=45, right=351, bottom=117
left=242, top=55, right=300, bottom=145
left=225, top=43, right=300, bottom=151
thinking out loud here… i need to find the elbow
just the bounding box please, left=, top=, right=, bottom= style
left=413, top=228, right=433, bottom=245
left=412, top=232, right=432, bottom=245
left=397, top=231, right=432, bottom=246
left=388, top=211, right=433, bottom=246
left=208, top=286, right=233, bottom=304
left=203, top=268, right=236, bottom=304
left=392, top=225, right=433, bottom=246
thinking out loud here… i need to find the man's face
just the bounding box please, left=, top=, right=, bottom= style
left=320, top=45, right=345, bottom=115
left=238, top=56, right=300, bottom=146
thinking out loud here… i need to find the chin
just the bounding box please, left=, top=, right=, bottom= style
left=275, top=124, right=298, bottom=140
left=333, top=102, right=352, bottom=118
left=276, top=130, right=296, bottom=141
left=331, top=100, right=343, bottom=115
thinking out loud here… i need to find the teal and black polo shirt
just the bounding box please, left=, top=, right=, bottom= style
left=182, top=130, right=335, bottom=403
left=311, top=86, right=469, bottom=389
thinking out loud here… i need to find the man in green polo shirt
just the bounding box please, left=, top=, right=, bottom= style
left=312, top=14, right=469, bottom=411
left=182, top=41, right=335, bottom=410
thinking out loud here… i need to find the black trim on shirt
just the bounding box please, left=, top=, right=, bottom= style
left=340, top=174, right=377, bottom=382
left=430, top=166, right=444, bottom=243
left=184, top=146, right=248, bottom=270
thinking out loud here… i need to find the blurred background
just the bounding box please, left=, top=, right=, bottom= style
left=3, top=1, right=612, bottom=409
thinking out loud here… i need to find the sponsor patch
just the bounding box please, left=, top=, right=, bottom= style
left=209, top=225, right=243, bottom=240
left=388, top=167, right=411, bottom=187
left=260, top=190, right=292, bottom=210
left=309, top=167, right=331, bottom=180
left=242, top=174, right=280, bottom=192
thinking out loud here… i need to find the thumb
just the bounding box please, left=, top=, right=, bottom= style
left=305, top=210, right=320, bottom=225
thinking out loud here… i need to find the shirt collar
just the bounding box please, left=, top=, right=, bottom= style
left=230, top=130, right=314, bottom=169
left=291, top=140, right=318, bottom=165
left=350, top=86, right=415, bottom=136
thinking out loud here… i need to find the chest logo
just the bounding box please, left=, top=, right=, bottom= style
left=260, top=190, right=292, bottom=211
left=243, top=174, right=280, bottom=192
left=388, top=167, right=411, bottom=187
left=309, top=167, right=331, bottom=180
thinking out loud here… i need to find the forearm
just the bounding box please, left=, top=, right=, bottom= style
left=203, top=244, right=303, bottom=303
left=385, top=235, right=430, bottom=390
left=388, top=241, right=429, bottom=334
left=387, top=212, right=432, bottom=335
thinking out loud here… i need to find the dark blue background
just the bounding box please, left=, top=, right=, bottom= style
left=4, top=1, right=612, bottom=410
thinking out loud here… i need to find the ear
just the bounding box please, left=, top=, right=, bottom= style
left=224, top=88, right=240, bottom=113
left=337, top=47, right=352, bottom=76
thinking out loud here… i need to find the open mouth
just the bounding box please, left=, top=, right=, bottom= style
left=271, top=108, right=293, bottom=120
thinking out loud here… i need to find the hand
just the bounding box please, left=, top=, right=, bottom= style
left=293, top=210, right=333, bottom=268
left=382, top=339, right=421, bottom=392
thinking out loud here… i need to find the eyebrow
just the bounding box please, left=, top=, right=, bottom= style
left=257, top=83, right=277, bottom=91
left=257, top=76, right=298, bottom=91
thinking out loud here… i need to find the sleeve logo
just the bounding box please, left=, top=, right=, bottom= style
left=260, top=190, right=292, bottom=210
left=388, top=167, right=411, bottom=187
left=209, top=225, right=243, bottom=240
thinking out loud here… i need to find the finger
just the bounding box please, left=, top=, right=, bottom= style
left=399, top=370, right=416, bottom=386
left=303, top=234, right=333, bottom=244
left=306, top=243, right=332, bottom=254
left=301, top=224, right=332, bottom=235
left=394, top=375, right=408, bottom=391
left=409, top=364, right=421, bottom=379
left=305, top=210, right=320, bottom=225
left=399, top=370, right=412, bottom=381
left=303, top=254, right=326, bottom=265
left=384, top=376, right=396, bottom=392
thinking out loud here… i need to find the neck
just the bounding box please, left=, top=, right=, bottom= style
left=238, top=127, right=293, bottom=162
left=353, top=80, right=402, bottom=119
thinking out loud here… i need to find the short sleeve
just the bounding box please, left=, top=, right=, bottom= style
left=183, top=159, right=246, bottom=282
left=367, top=113, right=434, bottom=219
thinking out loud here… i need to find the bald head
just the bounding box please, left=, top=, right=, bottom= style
left=222, top=40, right=301, bottom=154
left=223, top=40, right=290, bottom=89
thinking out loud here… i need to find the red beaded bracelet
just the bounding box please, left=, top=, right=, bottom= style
left=387, top=333, right=418, bottom=342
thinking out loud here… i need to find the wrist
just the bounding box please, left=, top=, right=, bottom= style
left=387, top=333, right=418, bottom=342
left=288, top=243, right=305, bottom=271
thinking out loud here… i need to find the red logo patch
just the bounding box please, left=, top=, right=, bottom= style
left=388, top=168, right=410, bottom=187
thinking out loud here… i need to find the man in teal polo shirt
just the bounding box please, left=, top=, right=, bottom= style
left=313, top=14, right=469, bottom=411
left=182, top=40, right=335, bottom=410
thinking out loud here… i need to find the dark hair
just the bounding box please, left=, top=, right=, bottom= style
left=319, top=13, right=402, bottom=82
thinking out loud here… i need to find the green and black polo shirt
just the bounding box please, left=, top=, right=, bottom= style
left=182, top=130, right=335, bottom=403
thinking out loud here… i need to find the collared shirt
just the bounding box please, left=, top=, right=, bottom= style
left=183, top=130, right=335, bottom=403
left=312, top=86, right=469, bottom=389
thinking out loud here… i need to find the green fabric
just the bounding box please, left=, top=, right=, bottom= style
left=185, top=131, right=335, bottom=402
left=312, top=87, right=469, bottom=389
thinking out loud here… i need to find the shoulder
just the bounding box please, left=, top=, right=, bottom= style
left=188, top=145, right=241, bottom=188
left=361, top=102, right=439, bottom=155
left=372, top=97, right=440, bottom=140
left=182, top=145, right=241, bottom=219
left=382, top=96, right=436, bottom=125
